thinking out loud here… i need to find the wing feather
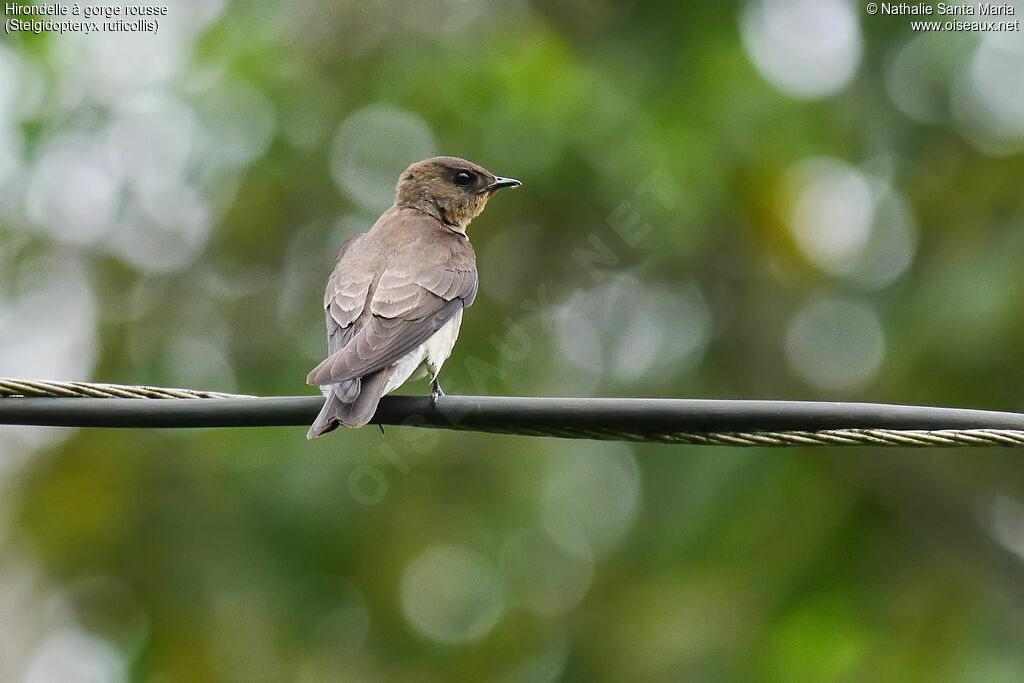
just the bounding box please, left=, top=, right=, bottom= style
left=307, top=217, right=478, bottom=388
left=323, top=235, right=371, bottom=355
left=308, top=297, right=465, bottom=385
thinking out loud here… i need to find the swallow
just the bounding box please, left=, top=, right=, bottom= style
left=306, top=156, right=521, bottom=437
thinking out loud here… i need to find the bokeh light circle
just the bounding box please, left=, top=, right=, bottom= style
left=741, top=0, right=862, bottom=99
left=553, top=276, right=711, bottom=390
left=21, top=628, right=126, bottom=683
left=785, top=296, right=885, bottom=392
left=785, top=157, right=917, bottom=288
left=542, top=442, right=642, bottom=558
left=400, top=544, right=503, bottom=644
left=954, top=40, right=1024, bottom=154
left=500, top=527, right=594, bottom=616
left=331, top=104, right=438, bottom=213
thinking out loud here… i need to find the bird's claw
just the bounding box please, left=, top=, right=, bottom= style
left=430, top=379, right=445, bottom=405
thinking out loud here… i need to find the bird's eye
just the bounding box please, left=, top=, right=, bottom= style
left=454, top=171, right=472, bottom=187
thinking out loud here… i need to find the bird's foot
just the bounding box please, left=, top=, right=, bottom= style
left=430, top=379, right=446, bottom=405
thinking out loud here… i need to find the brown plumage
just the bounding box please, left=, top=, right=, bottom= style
left=306, top=156, right=521, bottom=438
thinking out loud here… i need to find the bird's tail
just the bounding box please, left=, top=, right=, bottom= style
left=307, top=393, right=345, bottom=439
left=306, top=369, right=394, bottom=438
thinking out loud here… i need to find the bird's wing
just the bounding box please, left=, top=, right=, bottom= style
left=324, top=235, right=371, bottom=356
left=307, top=246, right=477, bottom=386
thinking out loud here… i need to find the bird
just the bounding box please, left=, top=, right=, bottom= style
left=305, top=156, right=521, bottom=438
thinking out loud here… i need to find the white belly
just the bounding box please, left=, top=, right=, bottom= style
left=381, top=309, right=463, bottom=396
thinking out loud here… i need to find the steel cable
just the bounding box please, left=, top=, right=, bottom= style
left=2, top=378, right=1024, bottom=446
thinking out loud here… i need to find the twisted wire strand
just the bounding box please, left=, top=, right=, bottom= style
left=4, top=378, right=1024, bottom=447
left=430, top=424, right=1024, bottom=447
left=0, top=378, right=245, bottom=400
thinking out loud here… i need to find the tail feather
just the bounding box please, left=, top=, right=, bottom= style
left=306, top=369, right=394, bottom=438
left=307, top=393, right=344, bottom=439
left=339, top=368, right=393, bottom=428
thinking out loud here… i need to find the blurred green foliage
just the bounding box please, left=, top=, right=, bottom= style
left=3, top=0, right=1024, bottom=681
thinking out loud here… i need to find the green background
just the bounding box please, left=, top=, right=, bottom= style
left=3, top=0, right=1024, bottom=680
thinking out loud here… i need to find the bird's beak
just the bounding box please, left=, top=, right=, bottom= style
left=484, top=176, right=522, bottom=192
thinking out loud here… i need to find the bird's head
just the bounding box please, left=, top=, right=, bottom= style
left=395, top=156, right=521, bottom=233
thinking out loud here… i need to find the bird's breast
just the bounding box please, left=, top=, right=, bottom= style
left=380, top=308, right=465, bottom=397
left=423, top=308, right=464, bottom=366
